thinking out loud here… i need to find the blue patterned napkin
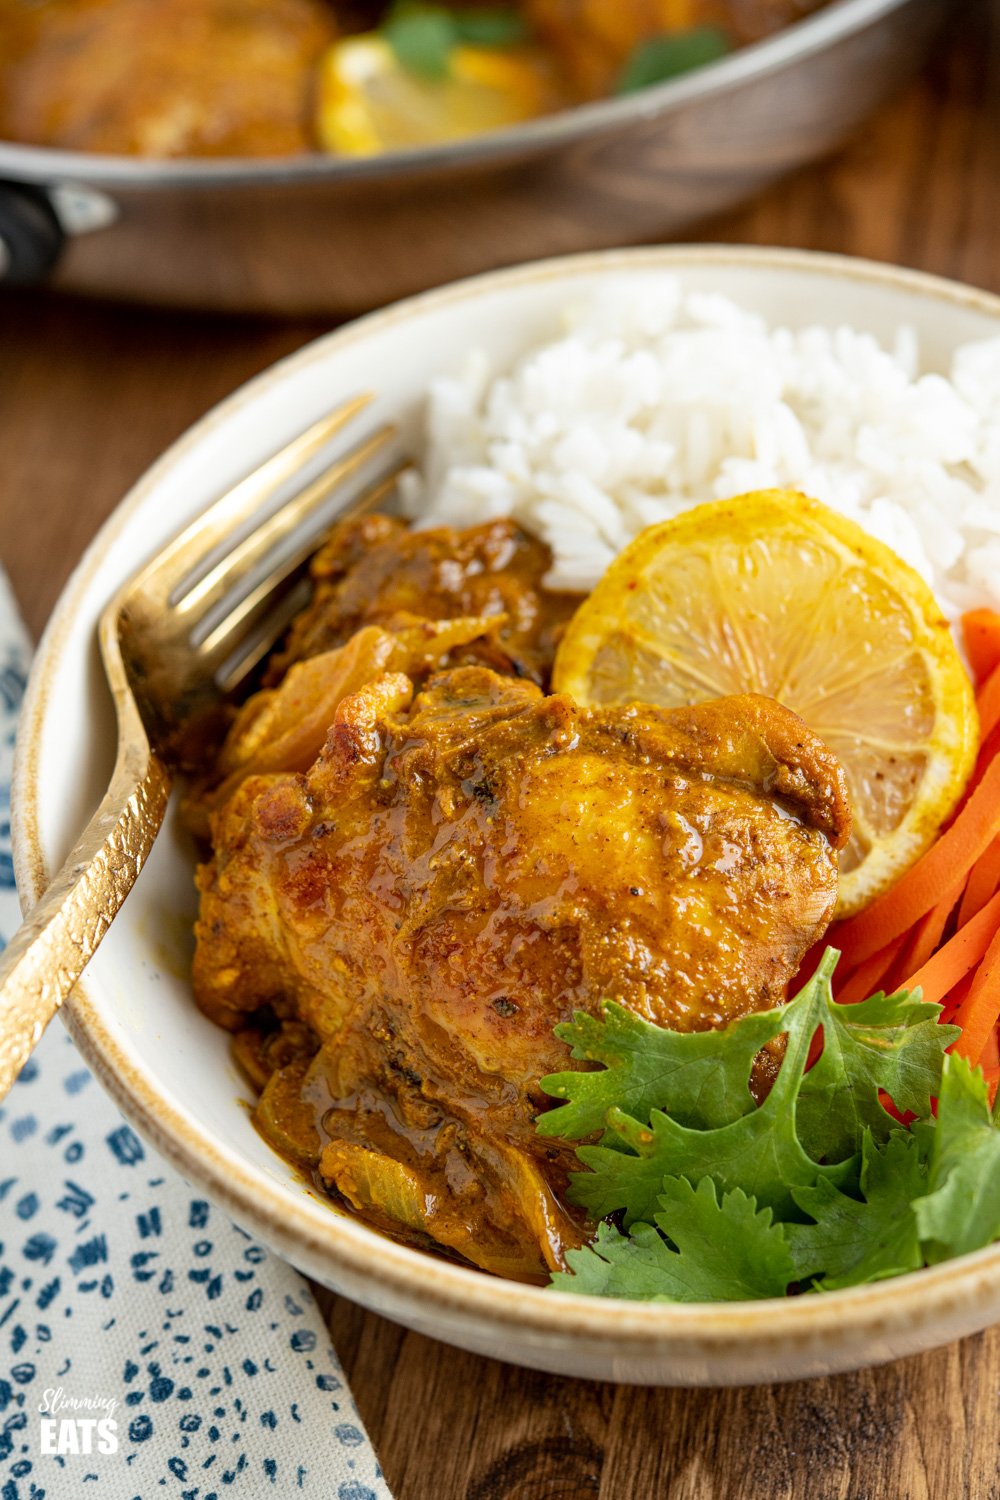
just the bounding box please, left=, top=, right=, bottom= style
left=0, top=568, right=392, bottom=1500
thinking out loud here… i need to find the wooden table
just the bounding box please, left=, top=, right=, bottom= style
left=3, top=5, right=1000, bottom=1494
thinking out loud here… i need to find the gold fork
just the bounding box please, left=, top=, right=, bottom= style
left=0, top=393, right=401, bottom=1100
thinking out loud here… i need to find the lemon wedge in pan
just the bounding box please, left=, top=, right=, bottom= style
left=552, top=490, right=978, bottom=917
left=317, top=36, right=550, bottom=156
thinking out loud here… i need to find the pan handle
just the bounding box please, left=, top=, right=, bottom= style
left=0, top=182, right=65, bottom=285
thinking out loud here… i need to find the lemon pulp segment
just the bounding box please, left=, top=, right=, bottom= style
left=317, top=36, right=551, bottom=155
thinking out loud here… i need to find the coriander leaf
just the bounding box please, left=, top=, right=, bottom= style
left=913, top=1054, right=1000, bottom=1263
left=568, top=953, right=856, bottom=1225
left=549, top=1180, right=794, bottom=1302
left=795, top=987, right=957, bottom=1162
left=571, top=1096, right=854, bottom=1227
left=538, top=1001, right=784, bottom=1140
left=653, top=1177, right=795, bottom=1300
left=786, top=1130, right=927, bottom=1290
left=454, top=11, right=528, bottom=46
left=616, top=27, right=729, bottom=96
left=548, top=1221, right=681, bottom=1300
left=384, top=7, right=458, bottom=79
left=383, top=3, right=526, bottom=77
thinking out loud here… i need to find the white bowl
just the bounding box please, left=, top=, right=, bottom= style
left=14, top=246, right=1000, bottom=1386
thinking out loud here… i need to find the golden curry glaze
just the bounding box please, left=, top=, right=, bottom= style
left=191, top=538, right=850, bottom=1279
left=179, top=513, right=580, bottom=832
left=268, top=513, right=581, bottom=688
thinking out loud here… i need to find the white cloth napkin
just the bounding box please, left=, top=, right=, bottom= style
left=0, top=568, right=393, bottom=1500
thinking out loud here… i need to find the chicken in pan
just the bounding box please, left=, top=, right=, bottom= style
left=0, top=0, right=832, bottom=157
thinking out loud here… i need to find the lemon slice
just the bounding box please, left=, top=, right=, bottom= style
left=552, top=490, right=978, bottom=916
left=316, top=36, right=549, bottom=156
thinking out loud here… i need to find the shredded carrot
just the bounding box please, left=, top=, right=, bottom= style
left=957, top=835, right=1000, bottom=928
left=977, top=661, right=1000, bottom=744
left=834, top=754, right=1000, bottom=964
left=819, top=611, right=1000, bottom=1073
left=899, top=889, right=1000, bottom=1007
left=940, top=975, right=978, bottom=1027
left=963, top=722, right=1000, bottom=802
left=900, top=878, right=965, bottom=974
left=952, top=924, right=1000, bottom=1067
left=835, top=936, right=908, bottom=1005
left=962, top=608, right=1000, bottom=686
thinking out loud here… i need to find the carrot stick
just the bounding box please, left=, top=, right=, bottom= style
left=957, top=835, right=1000, bottom=929
left=900, top=878, right=964, bottom=973
left=962, top=609, right=1000, bottom=686
left=962, top=723, right=1000, bottom=803
left=977, top=661, right=1000, bottom=744
left=836, top=936, right=908, bottom=1004
left=940, top=972, right=977, bottom=1025
left=834, top=754, right=1000, bottom=964
left=952, top=924, right=1000, bottom=1066
left=900, top=889, right=1000, bottom=1007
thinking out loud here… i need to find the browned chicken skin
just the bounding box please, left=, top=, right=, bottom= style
left=0, top=0, right=337, bottom=156
left=194, top=656, right=850, bottom=1277
left=268, top=513, right=580, bottom=689
left=180, top=514, right=576, bottom=828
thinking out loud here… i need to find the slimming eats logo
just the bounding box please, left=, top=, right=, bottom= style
left=37, top=1388, right=119, bottom=1456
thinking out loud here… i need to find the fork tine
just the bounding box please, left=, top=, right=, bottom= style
left=194, top=460, right=410, bottom=677
left=144, top=393, right=373, bottom=604
left=212, top=579, right=315, bottom=697
left=175, top=423, right=396, bottom=627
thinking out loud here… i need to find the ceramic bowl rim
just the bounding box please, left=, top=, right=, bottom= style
left=14, top=243, right=1000, bottom=1359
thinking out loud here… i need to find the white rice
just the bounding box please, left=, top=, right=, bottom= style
left=401, top=276, right=1000, bottom=614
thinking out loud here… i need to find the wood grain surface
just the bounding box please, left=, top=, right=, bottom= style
left=2, top=3, right=1000, bottom=1495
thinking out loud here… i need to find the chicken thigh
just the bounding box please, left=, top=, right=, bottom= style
left=194, top=651, right=850, bottom=1277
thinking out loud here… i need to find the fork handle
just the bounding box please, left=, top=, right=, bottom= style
left=0, top=750, right=172, bottom=1101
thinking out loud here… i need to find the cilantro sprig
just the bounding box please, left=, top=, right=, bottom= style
left=616, top=27, right=730, bottom=96
left=550, top=1181, right=795, bottom=1303
left=538, top=950, right=995, bottom=1302
left=914, top=1054, right=1000, bottom=1261
left=382, top=3, right=528, bottom=81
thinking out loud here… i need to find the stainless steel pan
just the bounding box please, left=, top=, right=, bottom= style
left=0, top=0, right=955, bottom=316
